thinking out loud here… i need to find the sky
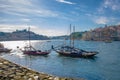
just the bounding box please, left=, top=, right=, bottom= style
left=0, top=0, right=120, bottom=36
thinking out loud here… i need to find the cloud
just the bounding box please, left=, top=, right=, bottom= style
left=104, top=0, right=120, bottom=10
left=20, top=18, right=31, bottom=22
left=0, top=17, right=31, bottom=23
left=98, top=0, right=120, bottom=13
left=94, top=17, right=109, bottom=24
left=7, top=0, right=32, bottom=6
left=0, top=24, right=28, bottom=32
left=0, top=0, right=59, bottom=18
left=0, top=0, right=73, bottom=24
left=56, top=0, right=75, bottom=4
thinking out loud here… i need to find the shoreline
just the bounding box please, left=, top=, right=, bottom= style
left=0, top=57, right=83, bottom=80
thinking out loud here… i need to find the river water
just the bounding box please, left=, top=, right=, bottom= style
left=0, top=40, right=120, bottom=80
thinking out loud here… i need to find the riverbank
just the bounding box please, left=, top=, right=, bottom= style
left=0, top=57, right=83, bottom=80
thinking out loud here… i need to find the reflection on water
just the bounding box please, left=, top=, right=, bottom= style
left=0, top=40, right=120, bottom=80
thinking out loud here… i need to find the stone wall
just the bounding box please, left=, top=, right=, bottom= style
left=0, top=57, right=83, bottom=80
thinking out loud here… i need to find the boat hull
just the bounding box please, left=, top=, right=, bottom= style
left=0, top=48, right=12, bottom=53
left=56, top=51, right=98, bottom=58
left=23, top=51, right=49, bottom=55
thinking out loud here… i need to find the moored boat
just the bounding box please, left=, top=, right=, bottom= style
left=53, top=45, right=98, bottom=58
left=53, top=24, right=98, bottom=58
left=21, top=27, right=50, bottom=55
left=22, top=46, right=50, bottom=55
left=0, top=43, right=12, bottom=53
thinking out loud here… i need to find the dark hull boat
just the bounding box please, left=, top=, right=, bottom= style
left=53, top=46, right=98, bottom=58
left=0, top=43, right=12, bottom=53
left=53, top=24, right=98, bottom=58
left=22, top=46, right=50, bottom=55
left=23, top=51, right=50, bottom=55
left=56, top=51, right=97, bottom=57
left=21, top=27, right=50, bottom=56
left=0, top=48, right=12, bottom=53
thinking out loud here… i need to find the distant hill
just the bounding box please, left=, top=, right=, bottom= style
left=70, top=31, right=86, bottom=40
left=5, top=25, right=119, bottom=41
left=0, top=29, right=49, bottom=41
left=50, top=35, right=69, bottom=40
left=71, top=25, right=120, bottom=41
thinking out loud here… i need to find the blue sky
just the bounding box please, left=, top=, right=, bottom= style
left=0, top=0, right=120, bottom=36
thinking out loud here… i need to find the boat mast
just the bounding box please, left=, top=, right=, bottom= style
left=70, top=24, right=72, bottom=47
left=72, top=26, right=75, bottom=48
left=28, top=27, right=31, bottom=50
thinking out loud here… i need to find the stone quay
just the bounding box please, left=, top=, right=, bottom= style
left=0, top=57, right=83, bottom=80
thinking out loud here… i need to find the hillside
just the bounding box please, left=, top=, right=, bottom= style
left=0, top=29, right=49, bottom=41
left=71, top=25, right=120, bottom=41
left=50, top=35, right=69, bottom=40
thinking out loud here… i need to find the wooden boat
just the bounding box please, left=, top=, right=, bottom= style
left=0, top=48, right=12, bottom=53
left=22, top=46, right=50, bottom=55
left=21, top=27, right=50, bottom=55
left=0, top=43, right=12, bottom=53
left=53, top=24, right=98, bottom=58
left=53, top=45, right=98, bottom=58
